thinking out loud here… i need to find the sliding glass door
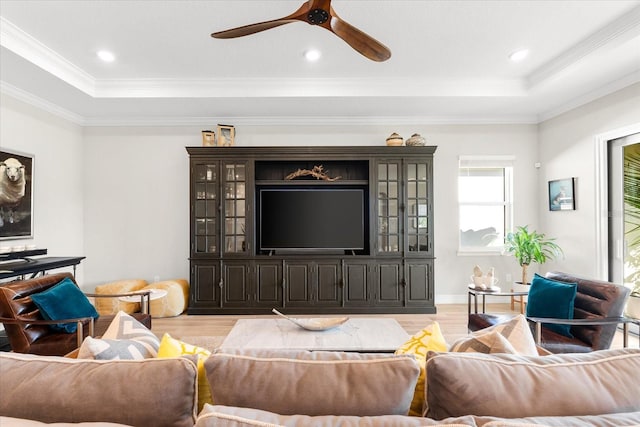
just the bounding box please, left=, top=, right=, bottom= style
left=608, top=134, right=640, bottom=290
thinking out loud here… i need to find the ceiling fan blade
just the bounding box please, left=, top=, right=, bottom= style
left=212, top=19, right=296, bottom=39
left=328, top=12, right=391, bottom=62
left=212, top=1, right=311, bottom=39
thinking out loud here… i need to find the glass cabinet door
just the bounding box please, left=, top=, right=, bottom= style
left=406, top=161, right=431, bottom=254
left=223, top=162, right=247, bottom=254
left=194, top=163, right=218, bottom=254
left=376, top=162, right=401, bottom=254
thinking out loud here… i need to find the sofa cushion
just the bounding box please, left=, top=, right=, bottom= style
left=425, top=348, right=640, bottom=420
left=474, top=412, right=640, bottom=427
left=204, top=349, right=420, bottom=416
left=0, top=417, right=134, bottom=426
left=0, top=352, right=198, bottom=427
left=30, top=277, right=99, bottom=333
left=395, top=322, right=448, bottom=416
left=77, top=311, right=160, bottom=359
left=195, top=405, right=479, bottom=427
left=526, top=273, right=577, bottom=337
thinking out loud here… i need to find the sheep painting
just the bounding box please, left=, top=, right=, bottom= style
left=0, top=151, right=33, bottom=239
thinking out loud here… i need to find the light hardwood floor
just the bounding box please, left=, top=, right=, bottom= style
left=152, top=303, right=639, bottom=350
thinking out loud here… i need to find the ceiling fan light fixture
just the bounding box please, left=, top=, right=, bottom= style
left=509, top=49, right=529, bottom=62
left=304, top=49, right=322, bottom=62
left=97, top=50, right=116, bottom=63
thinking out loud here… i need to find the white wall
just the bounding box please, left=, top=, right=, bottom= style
left=5, top=82, right=638, bottom=303
left=538, top=83, right=640, bottom=279
left=0, top=94, right=85, bottom=284
left=83, top=123, right=539, bottom=302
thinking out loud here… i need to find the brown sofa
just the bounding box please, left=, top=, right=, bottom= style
left=468, top=271, right=631, bottom=353
left=1, top=348, right=639, bottom=426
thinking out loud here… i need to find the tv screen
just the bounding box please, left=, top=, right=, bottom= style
left=259, top=188, right=366, bottom=251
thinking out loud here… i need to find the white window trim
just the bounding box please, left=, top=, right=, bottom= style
left=457, top=155, right=514, bottom=256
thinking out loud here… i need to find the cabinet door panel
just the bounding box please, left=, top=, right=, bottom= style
left=222, top=161, right=251, bottom=256
left=406, top=261, right=434, bottom=305
left=192, top=162, right=219, bottom=257
left=256, top=262, right=283, bottom=306
left=192, top=263, right=219, bottom=305
left=406, top=160, right=432, bottom=255
left=317, top=262, right=341, bottom=305
left=344, top=262, right=370, bottom=306
left=377, top=262, right=403, bottom=306
left=222, top=262, right=250, bottom=306
left=375, top=161, right=402, bottom=254
left=284, top=263, right=312, bottom=306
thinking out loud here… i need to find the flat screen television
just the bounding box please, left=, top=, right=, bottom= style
left=258, top=188, right=366, bottom=252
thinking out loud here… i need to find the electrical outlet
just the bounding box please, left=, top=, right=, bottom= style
left=505, top=273, right=512, bottom=283
left=153, top=275, right=160, bottom=283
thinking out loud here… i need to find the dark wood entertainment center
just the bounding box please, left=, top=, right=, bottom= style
left=186, top=146, right=436, bottom=314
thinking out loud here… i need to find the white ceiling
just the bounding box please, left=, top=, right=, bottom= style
left=1, top=0, right=639, bottom=126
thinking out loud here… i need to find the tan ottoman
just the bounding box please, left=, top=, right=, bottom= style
left=142, top=279, right=189, bottom=318
left=94, top=279, right=148, bottom=315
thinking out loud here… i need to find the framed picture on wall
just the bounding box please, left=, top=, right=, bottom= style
left=0, top=149, right=34, bottom=240
left=548, top=177, right=575, bottom=211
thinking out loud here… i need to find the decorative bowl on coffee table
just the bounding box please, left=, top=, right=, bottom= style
left=272, top=308, right=349, bottom=331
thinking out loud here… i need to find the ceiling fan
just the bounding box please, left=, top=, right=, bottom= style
left=211, top=0, right=391, bottom=62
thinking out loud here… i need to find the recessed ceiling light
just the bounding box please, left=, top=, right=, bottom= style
left=304, top=49, right=321, bottom=62
left=509, top=49, right=529, bottom=62
left=97, top=50, right=116, bottom=62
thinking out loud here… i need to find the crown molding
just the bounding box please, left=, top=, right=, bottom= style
left=527, top=5, right=640, bottom=89
left=93, top=77, right=527, bottom=98
left=537, top=71, right=640, bottom=123
left=0, top=17, right=95, bottom=96
left=1, top=81, right=85, bottom=125
left=80, top=114, right=538, bottom=127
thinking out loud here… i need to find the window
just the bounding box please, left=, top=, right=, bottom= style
left=458, top=156, right=513, bottom=253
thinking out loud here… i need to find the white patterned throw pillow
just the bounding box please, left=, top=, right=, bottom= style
left=77, top=311, right=160, bottom=360
left=449, top=314, right=538, bottom=355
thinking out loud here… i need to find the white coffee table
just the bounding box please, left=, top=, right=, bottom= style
left=220, top=317, right=409, bottom=352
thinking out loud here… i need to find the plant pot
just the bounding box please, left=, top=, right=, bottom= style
left=511, top=282, right=530, bottom=311
left=511, top=281, right=531, bottom=293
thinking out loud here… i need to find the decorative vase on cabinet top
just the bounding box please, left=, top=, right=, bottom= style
left=406, top=133, right=426, bottom=146
left=386, top=132, right=404, bottom=146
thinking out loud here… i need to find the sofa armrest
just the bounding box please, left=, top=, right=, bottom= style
left=85, top=290, right=151, bottom=314
left=0, top=316, right=95, bottom=348
left=527, top=316, right=632, bottom=347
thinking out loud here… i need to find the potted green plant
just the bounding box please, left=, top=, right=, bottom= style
left=505, top=225, right=564, bottom=285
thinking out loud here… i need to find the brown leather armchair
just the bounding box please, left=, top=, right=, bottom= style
left=0, top=273, right=152, bottom=356
left=468, top=271, right=631, bottom=353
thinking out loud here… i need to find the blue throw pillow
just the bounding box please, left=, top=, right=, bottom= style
left=526, top=273, right=577, bottom=337
left=31, top=277, right=99, bottom=333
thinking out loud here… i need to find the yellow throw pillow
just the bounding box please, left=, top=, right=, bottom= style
left=395, top=322, right=448, bottom=417
left=158, top=333, right=212, bottom=412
